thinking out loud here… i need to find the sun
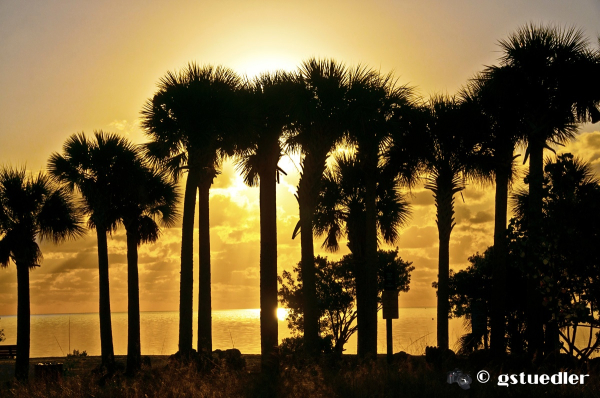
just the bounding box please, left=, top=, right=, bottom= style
left=232, top=53, right=298, bottom=79
left=277, top=307, right=289, bottom=321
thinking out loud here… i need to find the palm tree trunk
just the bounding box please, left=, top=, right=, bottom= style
left=259, top=163, right=279, bottom=372
left=126, top=229, right=141, bottom=374
left=296, top=159, right=322, bottom=357
left=179, top=170, right=198, bottom=356
left=490, top=150, right=511, bottom=355
left=15, top=263, right=30, bottom=381
left=435, top=175, right=455, bottom=351
left=360, top=154, right=378, bottom=358
left=299, top=200, right=319, bottom=355
left=198, top=178, right=212, bottom=354
left=526, top=139, right=545, bottom=355
left=96, top=226, right=115, bottom=369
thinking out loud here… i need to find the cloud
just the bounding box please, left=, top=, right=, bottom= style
left=562, top=131, right=600, bottom=175
left=399, top=226, right=438, bottom=248
left=407, top=189, right=434, bottom=206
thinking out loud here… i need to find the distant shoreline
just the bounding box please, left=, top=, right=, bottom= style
left=0, top=307, right=437, bottom=318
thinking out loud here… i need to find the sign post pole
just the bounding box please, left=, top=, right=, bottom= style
left=386, top=318, right=393, bottom=363
left=382, top=267, right=399, bottom=364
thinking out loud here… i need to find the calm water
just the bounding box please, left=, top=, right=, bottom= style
left=0, top=309, right=465, bottom=358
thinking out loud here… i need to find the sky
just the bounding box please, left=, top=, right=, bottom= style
left=0, top=0, right=599, bottom=315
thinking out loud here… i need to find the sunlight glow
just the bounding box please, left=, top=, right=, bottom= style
left=277, top=307, right=288, bottom=321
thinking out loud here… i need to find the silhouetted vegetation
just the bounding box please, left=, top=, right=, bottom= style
left=0, top=167, right=83, bottom=379
left=279, top=250, right=414, bottom=356
left=1, top=21, right=599, bottom=394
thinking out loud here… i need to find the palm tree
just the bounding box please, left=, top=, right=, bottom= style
left=142, top=63, right=242, bottom=355
left=341, top=66, right=414, bottom=357
left=313, top=155, right=411, bottom=355
left=235, top=71, right=294, bottom=371
left=0, top=167, right=83, bottom=380
left=460, top=68, right=526, bottom=354
left=48, top=131, right=139, bottom=370
left=496, top=24, right=600, bottom=354
left=418, top=95, right=489, bottom=350
left=120, top=160, right=179, bottom=374
left=287, top=58, right=349, bottom=354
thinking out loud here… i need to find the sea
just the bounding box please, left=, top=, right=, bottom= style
left=0, top=309, right=466, bottom=357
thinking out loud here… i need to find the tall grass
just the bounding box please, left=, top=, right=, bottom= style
left=3, top=354, right=599, bottom=397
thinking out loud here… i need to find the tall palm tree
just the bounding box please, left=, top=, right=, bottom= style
left=418, top=95, right=490, bottom=350
left=235, top=71, right=294, bottom=371
left=0, top=167, right=83, bottom=380
left=287, top=58, right=349, bottom=354
left=342, top=66, right=414, bottom=357
left=460, top=69, right=526, bottom=354
left=120, top=160, right=179, bottom=374
left=48, top=131, right=138, bottom=370
left=496, top=24, right=600, bottom=354
left=142, top=63, right=242, bottom=355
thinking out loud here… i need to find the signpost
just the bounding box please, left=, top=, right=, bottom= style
left=382, top=267, right=399, bottom=364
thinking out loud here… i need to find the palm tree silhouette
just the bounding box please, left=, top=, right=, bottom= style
left=0, top=167, right=83, bottom=380
left=341, top=66, right=413, bottom=357
left=120, top=158, right=179, bottom=374
left=287, top=58, right=349, bottom=354
left=313, top=156, right=411, bottom=346
left=235, top=71, right=294, bottom=371
left=460, top=68, right=525, bottom=354
left=418, top=95, right=489, bottom=350
left=496, top=24, right=600, bottom=354
left=48, top=131, right=138, bottom=370
left=142, top=63, right=241, bottom=354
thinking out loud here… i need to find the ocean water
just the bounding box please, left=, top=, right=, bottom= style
left=0, top=309, right=465, bottom=358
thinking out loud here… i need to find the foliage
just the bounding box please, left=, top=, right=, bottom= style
left=452, top=154, right=600, bottom=357
left=67, top=349, right=88, bottom=358
left=279, top=250, right=414, bottom=355
left=511, top=153, right=600, bottom=358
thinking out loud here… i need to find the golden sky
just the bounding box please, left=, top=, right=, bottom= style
left=0, top=0, right=599, bottom=315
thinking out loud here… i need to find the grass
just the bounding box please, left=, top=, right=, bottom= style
left=0, top=352, right=599, bottom=397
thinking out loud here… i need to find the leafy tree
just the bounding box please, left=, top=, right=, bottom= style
left=0, top=167, right=83, bottom=380
left=48, top=131, right=138, bottom=370
left=452, top=154, right=600, bottom=358
left=279, top=250, right=414, bottom=356
left=512, top=153, right=600, bottom=357
left=142, top=63, right=242, bottom=354
left=444, top=247, right=528, bottom=355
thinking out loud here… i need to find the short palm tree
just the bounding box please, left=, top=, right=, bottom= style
left=120, top=160, right=179, bottom=374
left=0, top=167, right=83, bottom=380
left=287, top=58, right=349, bottom=354
left=142, top=63, right=242, bottom=354
left=314, top=152, right=411, bottom=262
left=235, top=71, right=294, bottom=371
left=496, top=24, right=600, bottom=353
left=48, top=131, right=139, bottom=370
